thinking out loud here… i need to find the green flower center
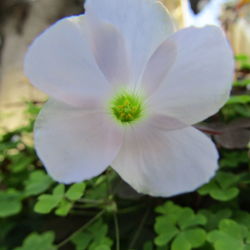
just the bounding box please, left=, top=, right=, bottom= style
left=110, top=91, right=144, bottom=124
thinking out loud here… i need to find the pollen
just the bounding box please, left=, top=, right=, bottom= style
left=110, top=91, right=144, bottom=124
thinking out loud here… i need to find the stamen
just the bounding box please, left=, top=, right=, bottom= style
left=110, top=91, right=144, bottom=124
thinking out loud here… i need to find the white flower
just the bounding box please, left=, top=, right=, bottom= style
left=24, top=0, right=234, bottom=197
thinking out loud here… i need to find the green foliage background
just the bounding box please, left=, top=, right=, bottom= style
left=0, top=56, right=249, bottom=250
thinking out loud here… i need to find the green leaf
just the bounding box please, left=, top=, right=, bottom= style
left=71, top=220, right=112, bottom=250
left=199, top=209, right=232, bottom=230
left=155, top=201, right=182, bottom=216
left=222, top=104, right=250, bottom=120
left=178, top=208, right=206, bottom=230
left=227, top=95, right=250, bottom=105
left=89, top=241, right=112, bottom=250
left=0, top=190, right=22, bottom=217
left=211, top=187, right=239, bottom=201
left=241, top=63, right=250, bottom=70
left=25, top=101, right=41, bottom=117
left=34, top=184, right=65, bottom=214
left=208, top=219, right=249, bottom=250
left=52, top=184, right=65, bottom=197
left=85, top=181, right=108, bottom=200
left=198, top=181, right=218, bottom=195
left=171, top=229, right=206, bottom=250
left=155, top=202, right=207, bottom=248
left=216, top=172, right=240, bottom=189
left=235, top=54, right=249, bottom=60
left=198, top=172, right=240, bottom=201
left=55, top=199, right=72, bottom=216
left=235, top=54, right=250, bottom=70
left=94, top=175, right=107, bottom=186
left=233, top=79, right=250, bottom=87
left=234, top=211, right=250, bottom=228
left=88, top=220, right=108, bottom=240
left=208, top=230, right=244, bottom=250
left=154, top=223, right=178, bottom=246
left=89, top=238, right=112, bottom=250
left=9, top=154, right=34, bottom=173
left=155, top=216, right=177, bottom=234
left=171, top=233, right=190, bottom=250
left=155, top=201, right=184, bottom=224
left=34, top=194, right=60, bottom=214
left=220, top=151, right=249, bottom=168
left=24, top=170, right=53, bottom=197
left=235, top=54, right=249, bottom=61
left=183, top=228, right=206, bottom=248
left=72, top=232, right=92, bottom=250
left=65, top=182, right=86, bottom=201
left=219, top=219, right=248, bottom=240
left=14, top=232, right=56, bottom=250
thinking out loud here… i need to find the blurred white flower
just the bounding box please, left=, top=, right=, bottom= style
left=183, top=0, right=231, bottom=27
left=24, top=0, right=234, bottom=197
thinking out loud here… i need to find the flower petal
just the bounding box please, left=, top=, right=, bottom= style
left=85, top=0, right=175, bottom=83
left=140, top=38, right=177, bottom=96
left=35, top=99, right=123, bottom=183
left=148, top=26, right=234, bottom=125
left=142, top=113, right=187, bottom=131
left=84, top=14, right=131, bottom=88
left=112, top=126, right=218, bottom=197
left=25, top=15, right=111, bottom=107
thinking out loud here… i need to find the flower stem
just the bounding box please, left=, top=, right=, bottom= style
left=118, top=204, right=144, bottom=214
left=57, top=210, right=105, bottom=248
left=128, top=207, right=150, bottom=249
left=77, top=198, right=104, bottom=204
left=113, top=213, right=120, bottom=250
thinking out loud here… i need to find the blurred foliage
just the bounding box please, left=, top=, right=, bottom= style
left=0, top=55, right=250, bottom=250
left=220, top=55, right=250, bottom=121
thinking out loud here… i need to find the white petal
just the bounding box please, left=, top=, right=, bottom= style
left=85, top=0, right=175, bottom=83
left=35, top=99, right=123, bottom=183
left=142, top=113, right=187, bottom=131
left=84, top=14, right=131, bottom=88
left=112, top=126, right=218, bottom=197
left=148, top=26, right=234, bottom=125
left=25, top=15, right=111, bottom=107
left=140, top=38, right=177, bottom=96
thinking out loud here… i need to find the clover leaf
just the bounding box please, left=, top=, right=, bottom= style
left=227, top=95, right=250, bottom=105
left=71, top=219, right=113, bottom=250
left=220, top=151, right=249, bottom=169
left=233, top=211, right=250, bottom=229
left=171, top=229, right=206, bottom=250
left=55, top=199, right=72, bottom=216
left=198, top=171, right=240, bottom=201
left=34, top=184, right=65, bottom=214
left=208, top=219, right=250, bottom=250
left=65, top=182, right=86, bottom=201
left=154, top=201, right=207, bottom=249
left=34, top=182, right=87, bottom=216
left=24, top=170, right=53, bottom=197
left=14, top=231, right=56, bottom=250
left=199, top=209, right=232, bottom=230
left=8, top=154, right=34, bottom=173
left=0, top=189, right=22, bottom=218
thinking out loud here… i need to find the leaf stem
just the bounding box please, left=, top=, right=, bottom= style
left=57, top=210, right=105, bottom=248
